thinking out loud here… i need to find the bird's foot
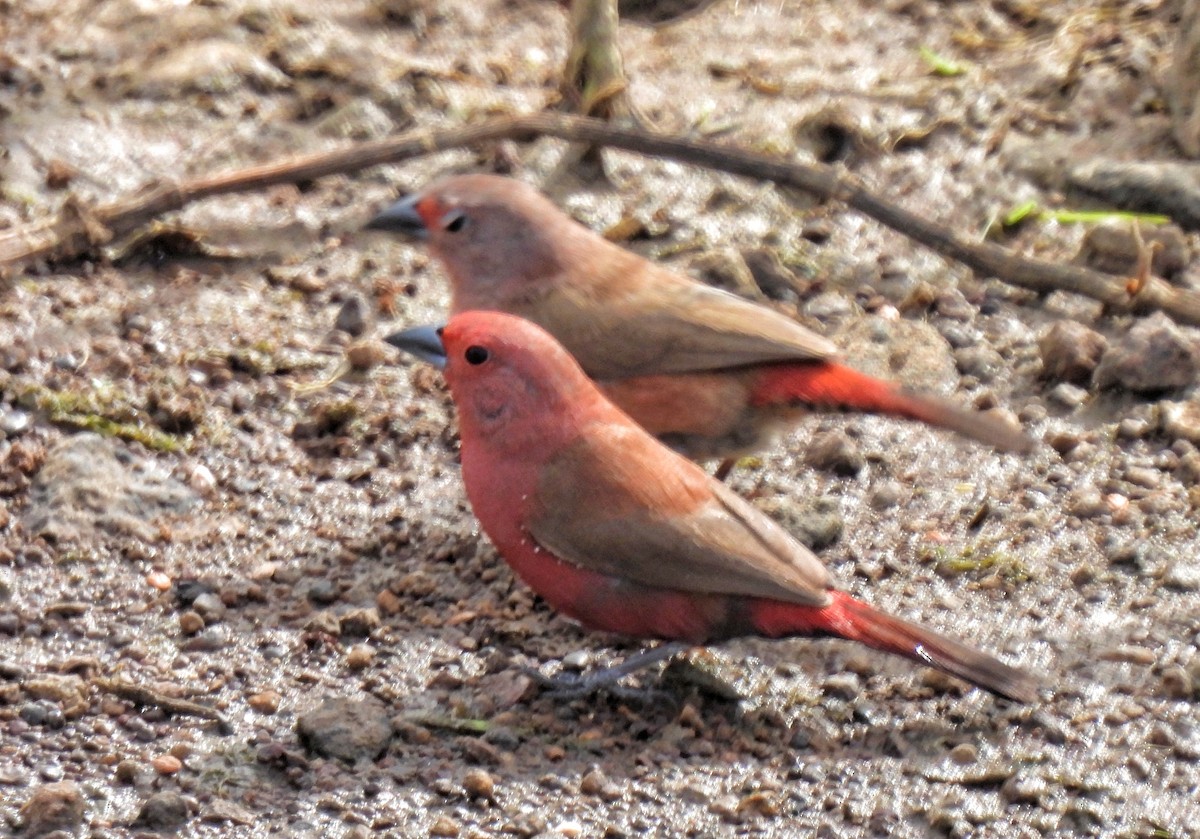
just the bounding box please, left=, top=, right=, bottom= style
left=713, top=458, right=735, bottom=482
left=524, top=642, right=691, bottom=704
left=523, top=669, right=676, bottom=705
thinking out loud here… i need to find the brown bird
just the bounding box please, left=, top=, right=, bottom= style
left=387, top=311, right=1038, bottom=703
left=367, top=174, right=1031, bottom=467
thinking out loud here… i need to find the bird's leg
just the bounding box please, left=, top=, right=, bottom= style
left=526, top=641, right=691, bottom=702
left=713, top=458, right=736, bottom=482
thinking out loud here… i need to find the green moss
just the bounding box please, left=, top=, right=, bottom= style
left=19, top=383, right=185, bottom=452
left=918, top=45, right=969, bottom=77
left=924, top=543, right=1032, bottom=583
left=400, top=711, right=491, bottom=734
left=66, top=414, right=183, bottom=452
left=55, top=549, right=91, bottom=566
left=1002, top=200, right=1170, bottom=229
left=1144, top=824, right=1176, bottom=839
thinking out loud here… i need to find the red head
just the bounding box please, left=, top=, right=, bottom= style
left=387, top=311, right=611, bottom=457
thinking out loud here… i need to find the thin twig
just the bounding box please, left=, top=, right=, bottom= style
left=94, top=677, right=234, bottom=735
left=4, top=112, right=1200, bottom=325
left=1125, top=219, right=1162, bottom=297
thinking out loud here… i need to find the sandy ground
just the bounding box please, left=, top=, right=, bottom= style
left=2, top=0, right=1200, bottom=836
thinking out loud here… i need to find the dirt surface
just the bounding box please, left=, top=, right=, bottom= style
left=2, top=0, right=1200, bottom=836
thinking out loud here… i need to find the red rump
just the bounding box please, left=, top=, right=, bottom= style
left=751, top=361, right=921, bottom=416
left=750, top=361, right=1026, bottom=452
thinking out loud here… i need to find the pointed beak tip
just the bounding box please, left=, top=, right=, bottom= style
left=363, top=196, right=427, bottom=238
left=385, top=323, right=447, bottom=370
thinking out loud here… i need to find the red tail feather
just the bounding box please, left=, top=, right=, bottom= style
left=750, top=361, right=1032, bottom=453
left=750, top=591, right=1037, bottom=702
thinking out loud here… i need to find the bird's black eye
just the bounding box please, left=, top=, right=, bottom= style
left=464, top=345, right=489, bottom=365
left=442, top=210, right=469, bottom=233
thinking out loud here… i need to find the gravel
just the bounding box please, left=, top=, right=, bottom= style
left=2, top=0, right=1199, bottom=836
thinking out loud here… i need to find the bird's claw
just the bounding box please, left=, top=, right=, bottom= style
left=520, top=665, right=678, bottom=707
left=518, top=643, right=692, bottom=705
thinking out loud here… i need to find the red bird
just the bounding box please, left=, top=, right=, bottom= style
left=366, top=174, right=1031, bottom=467
left=388, top=311, right=1037, bottom=703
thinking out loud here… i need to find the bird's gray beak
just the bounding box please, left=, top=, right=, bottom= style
left=385, top=324, right=446, bottom=369
left=364, top=195, right=427, bottom=239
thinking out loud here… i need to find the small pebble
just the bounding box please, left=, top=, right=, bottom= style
left=804, top=291, right=855, bottom=322
left=0, top=613, right=19, bottom=635
left=151, top=754, right=183, bottom=775
left=133, top=791, right=190, bottom=830
left=376, top=589, right=402, bottom=615
left=1038, top=320, right=1107, bottom=383
left=248, top=691, right=281, bottom=714
left=1123, top=466, right=1161, bottom=490
left=1047, top=383, right=1089, bottom=410
left=297, top=697, right=393, bottom=761
left=1163, top=561, right=1200, bottom=592
left=307, top=610, right=341, bottom=636
left=555, top=820, right=584, bottom=839
left=1161, top=400, right=1200, bottom=444
left=0, top=408, right=31, bottom=436
left=462, top=768, right=495, bottom=800
left=346, top=644, right=375, bottom=669
left=737, top=790, right=780, bottom=817
left=561, top=650, right=591, bottom=671
left=949, top=743, right=978, bottom=764
left=1117, top=416, right=1153, bottom=439
left=147, top=572, right=172, bottom=591
left=186, top=463, right=217, bottom=494
left=955, top=345, right=1003, bottom=381
left=346, top=339, right=391, bottom=370
left=340, top=607, right=381, bottom=636
left=1018, top=402, right=1048, bottom=424
left=939, top=324, right=979, bottom=349
left=1047, top=429, right=1084, bottom=454
left=1146, top=722, right=1179, bottom=748
left=429, top=815, right=460, bottom=837
left=822, top=673, right=860, bottom=700
left=1069, top=564, right=1096, bottom=586
left=1000, top=771, right=1046, bottom=805
left=1099, top=645, right=1156, bottom=665
left=18, top=781, right=85, bottom=836
left=805, top=430, right=864, bottom=476
left=580, top=767, right=619, bottom=799
left=191, top=592, right=227, bottom=623
left=1067, top=488, right=1107, bottom=519
left=935, top=288, right=975, bottom=320
left=307, top=580, right=338, bottom=605
left=1094, top=312, right=1199, bottom=392
left=178, top=611, right=204, bottom=635
left=335, top=294, right=371, bottom=336
left=1160, top=666, right=1194, bottom=699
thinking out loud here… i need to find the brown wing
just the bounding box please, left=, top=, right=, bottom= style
left=524, top=256, right=839, bottom=380
left=526, top=422, right=832, bottom=605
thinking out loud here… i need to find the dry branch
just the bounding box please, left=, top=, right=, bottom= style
left=4, top=112, right=1200, bottom=325
left=93, top=677, right=233, bottom=735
